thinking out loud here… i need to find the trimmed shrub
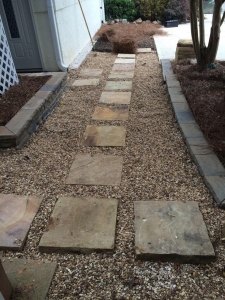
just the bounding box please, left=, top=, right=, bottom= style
left=105, top=0, right=137, bottom=21
left=133, top=0, right=169, bottom=21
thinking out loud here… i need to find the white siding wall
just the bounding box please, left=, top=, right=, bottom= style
left=30, top=0, right=104, bottom=71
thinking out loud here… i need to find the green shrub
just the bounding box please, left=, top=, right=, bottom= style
left=133, top=0, right=169, bottom=21
left=105, top=0, right=137, bottom=21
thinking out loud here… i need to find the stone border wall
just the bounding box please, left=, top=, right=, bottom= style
left=161, top=59, right=225, bottom=209
left=0, top=72, right=67, bottom=149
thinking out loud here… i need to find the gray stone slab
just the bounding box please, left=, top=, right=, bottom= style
left=137, top=48, right=151, bottom=53
left=172, top=102, right=190, bottom=113
left=108, top=71, right=134, bottom=79
left=66, top=154, right=123, bottom=186
left=39, top=197, right=118, bottom=253
left=83, top=125, right=126, bottom=146
left=112, top=63, right=135, bottom=71
left=0, top=194, right=42, bottom=250
left=194, top=153, right=225, bottom=176
left=178, top=123, right=204, bottom=138
left=79, top=69, right=103, bottom=77
left=134, top=201, right=215, bottom=263
left=115, top=58, right=135, bottom=64
left=170, top=93, right=187, bottom=103
left=175, top=111, right=196, bottom=124
left=168, top=87, right=183, bottom=96
left=105, top=81, right=132, bottom=90
left=204, top=176, right=225, bottom=208
left=92, top=107, right=129, bottom=121
left=118, top=54, right=136, bottom=58
left=99, top=92, right=131, bottom=104
left=166, top=79, right=181, bottom=88
left=186, top=137, right=213, bottom=155
left=72, top=79, right=99, bottom=86
left=2, top=259, right=57, bottom=300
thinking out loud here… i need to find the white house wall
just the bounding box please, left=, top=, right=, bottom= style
left=30, top=0, right=104, bottom=71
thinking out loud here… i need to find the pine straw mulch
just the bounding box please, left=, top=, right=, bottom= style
left=93, top=22, right=166, bottom=53
left=0, top=75, right=51, bottom=126
left=172, top=60, right=225, bottom=166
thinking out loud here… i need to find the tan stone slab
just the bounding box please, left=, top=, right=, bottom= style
left=99, top=92, right=131, bottom=104
left=137, top=48, right=152, bottom=53
left=112, top=63, right=135, bottom=71
left=3, top=259, right=57, bottom=300
left=134, top=201, right=215, bottom=263
left=80, top=69, right=103, bottom=77
left=0, top=127, right=14, bottom=136
left=92, top=107, right=129, bottom=121
left=72, top=79, right=99, bottom=86
left=0, top=194, right=42, bottom=250
left=108, top=71, right=134, bottom=79
left=115, top=58, right=135, bottom=64
left=105, top=81, right=132, bottom=90
left=83, top=125, right=126, bottom=146
left=66, top=154, right=123, bottom=185
left=177, top=39, right=193, bottom=47
left=118, top=54, right=136, bottom=58
left=39, top=197, right=118, bottom=253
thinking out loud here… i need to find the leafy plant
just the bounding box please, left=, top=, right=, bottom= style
left=133, top=0, right=169, bottom=21
left=104, top=0, right=137, bottom=21
left=164, top=0, right=189, bottom=22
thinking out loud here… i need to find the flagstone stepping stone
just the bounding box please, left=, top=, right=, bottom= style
left=72, top=79, right=99, bottom=86
left=115, top=58, right=135, bottom=64
left=0, top=194, right=42, bottom=251
left=118, top=54, right=136, bottom=58
left=105, top=81, right=132, bottom=90
left=79, top=69, right=103, bottom=77
left=83, top=125, right=126, bottom=146
left=134, top=201, right=215, bottom=263
left=2, top=259, right=57, bottom=300
left=65, top=153, right=123, bottom=185
left=108, top=71, right=134, bottom=79
left=99, top=92, right=131, bottom=104
left=92, top=107, right=129, bottom=121
left=112, top=63, right=135, bottom=71
left=137, top=48, right=152, bottom=53
left=39, top=197, right=118, bottom=253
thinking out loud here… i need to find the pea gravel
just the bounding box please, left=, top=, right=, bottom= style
left=0, top=51, right=225, bottom=299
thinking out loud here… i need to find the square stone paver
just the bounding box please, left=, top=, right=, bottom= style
left=115, top=58, right=135, bottom=64
left=83, top=125, right=126, bottom=146
left=137, top=48, right=152, bottom=53
left=39, top=197, right=118, bottom=253
left=104, top=81, right=132, bottom=90
left=66, top=154, right=123, bottom=185
left=79, top=69, right=103, bottom=77
left=72, top=79, right=99, bottom=86
left=0, top=194, right=42, bottom=250
left=2, top=259, right=57, bottom=300
left=134, top=201, right=215, bottom=263
left=99, top=92, right=131, bottom=104
left=118, top=54, right=136, bottom=58
left=108, top=71, right=134, bottom=79
left=92, top=107, right=129, bottom=121
left=112, top=63, right=135, bottom=71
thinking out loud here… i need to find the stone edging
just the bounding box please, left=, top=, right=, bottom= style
left=161, top=59, right=225, bottom=209
left=0, top=72, right=67, bottom=149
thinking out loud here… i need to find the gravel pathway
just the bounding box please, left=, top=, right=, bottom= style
left=0, top=51, right=225, bottom=299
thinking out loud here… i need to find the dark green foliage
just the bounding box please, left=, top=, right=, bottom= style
left=104, top=0, right=137, bottom=21
left=133, top=0, right=169, bottom=21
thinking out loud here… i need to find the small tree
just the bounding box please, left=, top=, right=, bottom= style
left=133, top=0, right=169, bottom=21
left=190, top=0, right=225, bottom=68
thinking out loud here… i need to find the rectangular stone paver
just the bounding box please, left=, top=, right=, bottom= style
left=137, top=48, right=152, bottom=53
left=66, top=154, right=123, bottom=185
left=104, top=81, right=132, bottom=91
left=112, top=63, right=135, bottom=71
left=80, top=69, right=103, bottom=77
left=0, top=194, right=42, bottom=250
left=108, top=71, right=134, bottom=79
left=72, top=79, right=99, bottom=86
left=134, top=201, right=215, bottom=263
left=92, top=107, right=129, bottom=121
left=99, top=92, right=131, bottom=104
left=118, top=54, right=136, bottom=58
left=39, top=197, right=118, bottom=253
left=83, top=125, right=126, bottom=146
left=3, top=259, right=57, bottom=300
left=115, top=58, right=135, bottom=64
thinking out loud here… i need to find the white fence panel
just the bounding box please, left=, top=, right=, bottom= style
left=0, top=15, right=18, bottom=96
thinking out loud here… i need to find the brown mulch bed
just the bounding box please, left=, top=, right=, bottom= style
left=0, top=75, right=51, bottom=126
left=172, top=60, right=225, bottom=165
left=93, top=22, right=164, bottom=52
